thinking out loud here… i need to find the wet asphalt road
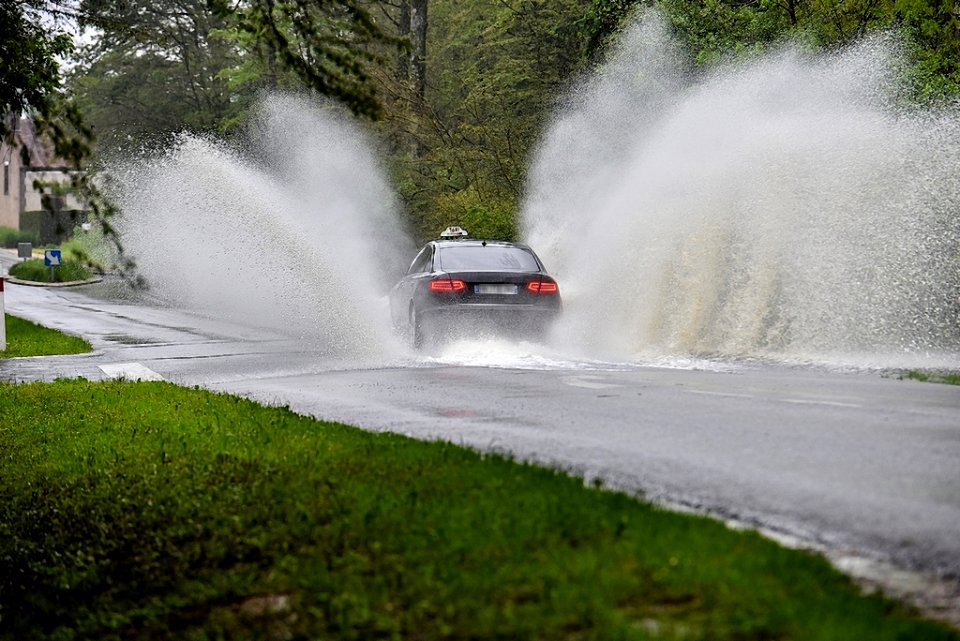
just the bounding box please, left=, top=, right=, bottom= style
left=2, top=273, right=959, bottom=619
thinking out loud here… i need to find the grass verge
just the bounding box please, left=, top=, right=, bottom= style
left=8, top=257, right=92, bottom=283
left=1, top=379, right=957, bottom=641
left=1, top=314, right=93, bottom=357
left=900, top=370, right=960, bottom=385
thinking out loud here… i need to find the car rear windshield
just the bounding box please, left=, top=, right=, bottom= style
left=438, top=245, right=541, bottom=272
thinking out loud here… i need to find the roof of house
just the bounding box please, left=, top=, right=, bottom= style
left=3, top=117, right=72, bottom=169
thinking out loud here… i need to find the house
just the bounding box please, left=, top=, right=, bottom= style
left=0, top=117, right=85, bottom=241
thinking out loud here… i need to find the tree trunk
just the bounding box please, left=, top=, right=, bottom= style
left=263, top=40, right=279, bottom=89
left=399, top=0, right=411, bottom=80
left=410, top=0, right=427, bottom=112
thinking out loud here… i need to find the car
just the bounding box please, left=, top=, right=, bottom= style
left=390, top=226, right=562, bottom=348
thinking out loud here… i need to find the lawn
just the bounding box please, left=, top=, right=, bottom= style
left=1, top=379, right=956, bottom=641
left=1, top=313, right=93, bottom=358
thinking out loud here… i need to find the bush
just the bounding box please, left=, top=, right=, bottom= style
left=430, top=193, right=518, bottom=241
left=460, top=204, right=517, bottom=241
left=8, top=257, right=92, bottom=283
left=61, top=224, right=115, bottom=271
left=0, top=226, right=38, bottom=249
left=19, top=209, right=86, bottom=244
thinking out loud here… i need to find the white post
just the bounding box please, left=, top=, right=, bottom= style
left=0, top=276, right=6, bottom=352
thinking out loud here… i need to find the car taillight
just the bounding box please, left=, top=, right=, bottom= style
left=527, top=280, right=559, bottom=294
left=429, top=278, right=467, bottom=292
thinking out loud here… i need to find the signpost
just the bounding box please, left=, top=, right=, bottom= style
left=0, top=276, right=5, bottom=351
left=44, top=249, right=62, bottom=283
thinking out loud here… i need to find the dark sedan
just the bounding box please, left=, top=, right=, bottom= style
left=390, top=228, right=562, bottom=348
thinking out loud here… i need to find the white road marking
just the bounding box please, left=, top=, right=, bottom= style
left=688, top=390, right=861, bottom=408
left=687, top=390, right=755, bottom=399
left=561, top=376, right=622, bottom=390
left=782, top=399, right=862, bottom=408
left=99, top=363, right=165, bottom=382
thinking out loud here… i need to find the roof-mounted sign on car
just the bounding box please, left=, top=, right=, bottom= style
left=440, top=226, right=469, bottom=239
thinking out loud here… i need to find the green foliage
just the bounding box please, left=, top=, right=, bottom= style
left=71, top=0, right=259, bottom=145
left=60, top=224, right=115, bottom=271
left=657, top=0, right=794, bottom=65
left=0, top=226, right=37, bottom=249
left=580, top=0, right=647, bottom=60
left=16, top=0, right=960, bottom=250
left=72, top=52, right=237, bottom=147
left=1, top=315, right=92, bottom=357
left=7, top=0, right=406, bottom=289
left=463, top=205, right=518, bottom=242
left=1, top=378, right=957, bottom=640
left=19, top=209, right=86, bottom=245
left=414, top=189, right=518, bottom=243
left=209, top=0, right=401, bottom=120
left=2, top=2, right=147, bottom=285
left=894, top=0, right=960, bottom=101
left=57, top=0, right=960, bottom=245
left=650, top=0, right=960, bottom=98
left=900, top=369, right=960, bottom=384
left=391, top=0, right=594, bottom=239
left=0, top=1, right=74, bottom=142
left=8, top=257, right=92, bottom=283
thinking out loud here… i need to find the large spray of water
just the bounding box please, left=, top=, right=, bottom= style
left=113, top=22, right=960, bottom=369
left=523, top=14, right=960, bottom=366
left=115, top=94, right=413, bottom=357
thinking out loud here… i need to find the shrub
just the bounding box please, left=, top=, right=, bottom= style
left=0, top=226, right=38, bottom=249
left=8, top=257, right=92, bottom=283
left=460, top=204, right=517, bottom=241
left=19, top=209, right=86, bottom=244
left=61, top=224, right=115, bottom=271
left=430, top=193, right=518, bottom=241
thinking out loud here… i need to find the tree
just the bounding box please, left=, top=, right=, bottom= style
left=72, top=0, right=242, bottom=147
left=4, top=0, right=406, bottom=282
left=646, top=0, right=960, bottom=98
left=1, top=1, right=120, bottom=275
left=208, top=0, right=402, bottom=120
left=390, top=0, right=594, bottom=241
left=408, top=0, right=428, bottom=110
left=894, top=0, right=960, bottom=100
left=1, top=1, right=89, bottom=162
left=580, top=0, right=647, bottom=60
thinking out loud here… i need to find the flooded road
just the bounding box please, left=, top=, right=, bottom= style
left=2, top=280, right=958, bottom=624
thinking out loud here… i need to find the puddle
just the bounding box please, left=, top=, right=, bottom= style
left=101, top=334, right=161, bottom=346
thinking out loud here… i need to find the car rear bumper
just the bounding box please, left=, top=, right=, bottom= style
left=419, top=303, right=560, bottom=338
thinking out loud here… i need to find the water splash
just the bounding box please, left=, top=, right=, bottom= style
left=523, top=13, right=960, bottom=367
left=114, top=94, right=413, bottom=357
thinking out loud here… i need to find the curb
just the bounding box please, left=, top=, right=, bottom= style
left=4, top=275, right=104, bottom=288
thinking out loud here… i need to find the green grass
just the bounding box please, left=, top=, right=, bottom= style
left=1, top=314, right=93, bottom=357
left=1, top=380, right=956, bottom=641
left=8, top=257, right=92, bottom=283
left=900, top=370, right=960, bottom=385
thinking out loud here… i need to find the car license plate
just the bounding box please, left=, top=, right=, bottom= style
left=475, top=284, right=518, bottom=295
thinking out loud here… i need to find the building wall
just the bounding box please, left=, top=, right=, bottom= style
left=23, top=169, right=83, bottom=212
left=0, top=144, right=23, bottom=230
left=0, top=150, right=83, bottom=231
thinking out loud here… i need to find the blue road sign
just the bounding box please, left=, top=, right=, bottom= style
left=44, top=249, right=62, bottom=267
